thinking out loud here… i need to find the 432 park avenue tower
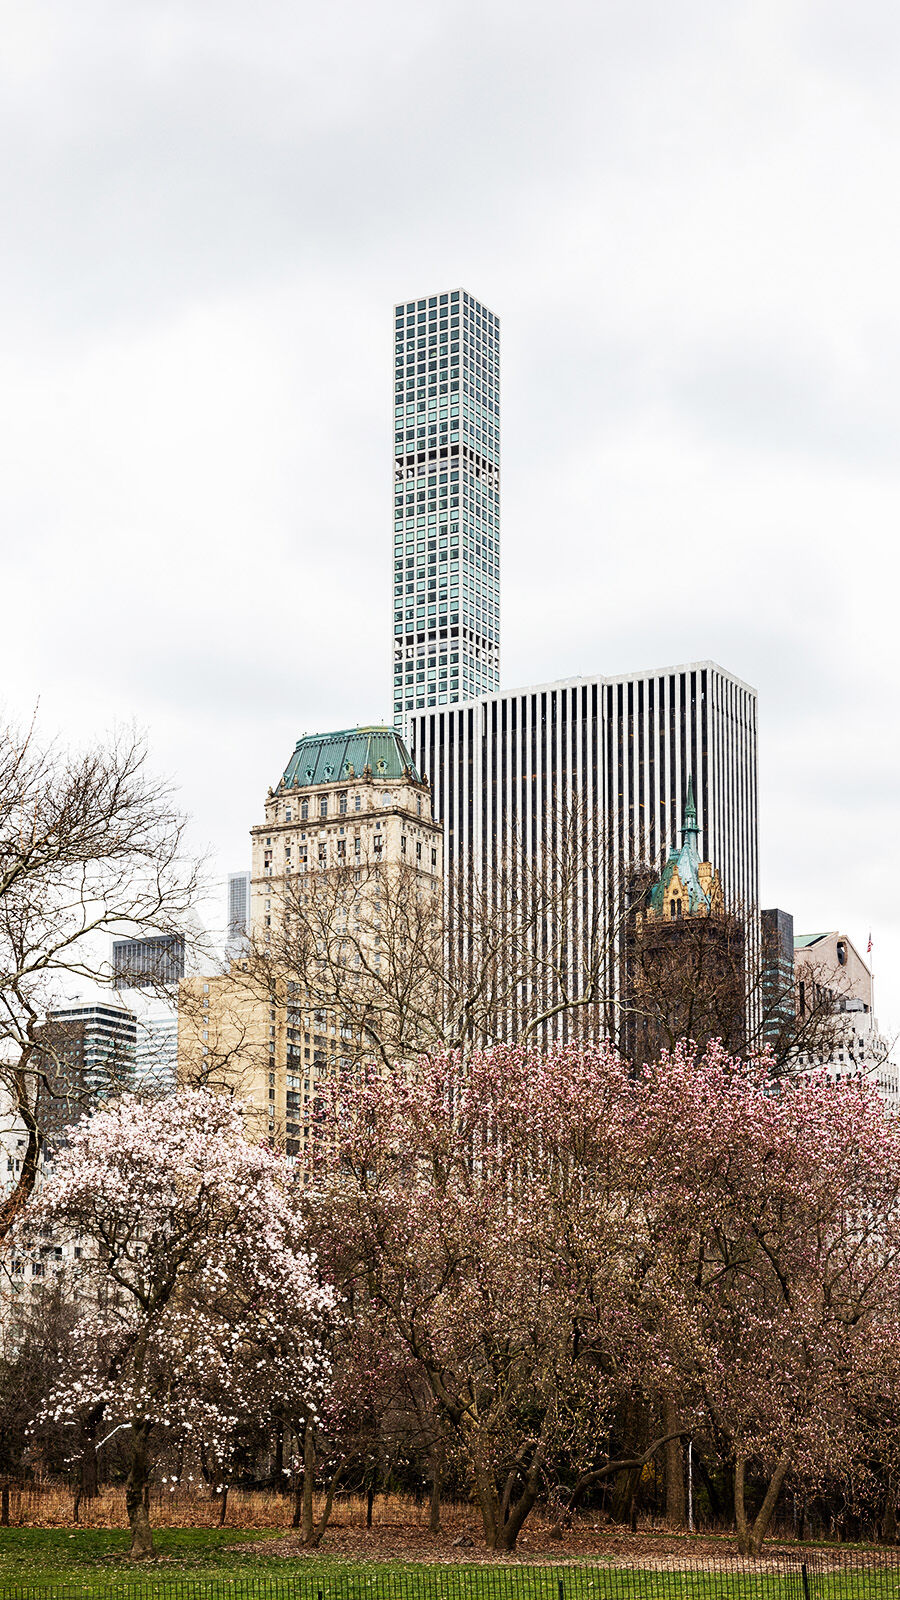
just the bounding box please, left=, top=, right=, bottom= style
left=393, top=289, right=500, bottom=723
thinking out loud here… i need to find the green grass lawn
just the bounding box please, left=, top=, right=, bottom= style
left=0, top=1529, right=895, bottom=1600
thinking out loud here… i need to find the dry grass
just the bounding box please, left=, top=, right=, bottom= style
left=2, top=1484, right=459, bottom=1533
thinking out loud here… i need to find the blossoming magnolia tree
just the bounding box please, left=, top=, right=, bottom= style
left=642, top=1043, right=900, bottom=1552
left=311, top=1041, right=900, bottom=1552
left=309, top=1043, right=679, bottom=1552
left=16, top=1089, right=334, bottom=1558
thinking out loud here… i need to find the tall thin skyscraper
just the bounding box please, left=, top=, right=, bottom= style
left=393, top=288, right=500, bottom=725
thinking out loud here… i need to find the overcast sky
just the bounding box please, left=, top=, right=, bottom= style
left=2, top=0, right=899, bottom=1027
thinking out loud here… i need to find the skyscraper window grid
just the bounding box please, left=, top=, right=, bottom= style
left=393, top=289, right=500, bottom=726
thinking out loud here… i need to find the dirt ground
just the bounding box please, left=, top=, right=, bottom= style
left=236, top=1513, right=792, bottom=1568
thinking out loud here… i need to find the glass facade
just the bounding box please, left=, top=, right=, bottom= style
left=392, top=288, right=500, bottom=725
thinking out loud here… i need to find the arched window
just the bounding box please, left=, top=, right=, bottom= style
left=300, top=799, right=309, bottom=821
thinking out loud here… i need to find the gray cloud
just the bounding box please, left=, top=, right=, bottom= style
left=1, top=0, right=899, bottom=1017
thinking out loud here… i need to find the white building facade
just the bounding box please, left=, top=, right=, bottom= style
left=794, top=931, right=899, bottom=1115
left=409, top=660, right=758, bottom=905
left=408, top=660, right=758, bottom=1040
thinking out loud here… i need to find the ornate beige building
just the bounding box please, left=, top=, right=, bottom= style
left=180, top=727, right=442, bottom=1158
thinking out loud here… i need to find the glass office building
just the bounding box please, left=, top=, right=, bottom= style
left=392, top=288, right=500, bottom=725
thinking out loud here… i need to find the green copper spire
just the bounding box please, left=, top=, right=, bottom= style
left=683, top=775, right=698, bottom=837
left=647, top=775, right=714, bottom=916
left=679, top=776, right=701, bottom=869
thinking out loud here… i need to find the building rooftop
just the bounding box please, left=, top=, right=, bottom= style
left=280, top=727, right=423, bottom=790
left=647, top=777, right=716, bottom=916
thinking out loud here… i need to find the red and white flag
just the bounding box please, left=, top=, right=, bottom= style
left=867, top=932, right=873, bottom=954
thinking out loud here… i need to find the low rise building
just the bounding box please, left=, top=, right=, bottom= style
left=623, top=781, right=745, bottom=1065
left=34, top=1001, right=137, bottom=1148
left=793, top=931, right=899, bottom=1114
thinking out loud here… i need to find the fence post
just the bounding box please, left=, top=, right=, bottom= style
left=800, top=1562, right=811, bottom=1600
left=558, top=1579, right=564, bottom=1600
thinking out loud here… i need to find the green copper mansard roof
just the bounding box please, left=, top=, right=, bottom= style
left=280, top=727, right=423, bottom=790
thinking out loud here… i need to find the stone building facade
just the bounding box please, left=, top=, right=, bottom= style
left=180, top=727, right=442, bottom=1158
left=623, top=780, right=745, bottom=1065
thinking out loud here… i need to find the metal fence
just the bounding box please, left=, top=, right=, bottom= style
left=3, top=1556, right=900, bottom=1600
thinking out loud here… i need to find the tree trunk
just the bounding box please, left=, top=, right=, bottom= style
left=0, top=1062, right=41, bottom=1245
left=493, top=1443, right=547, bottom=1554
left=428, top=1449, right=442, bottom=1534
left=218, top=1485, right=228, bottom=1526
left=494, top=1479, right=540, bottom=1553
left=291, top=1483, right=302, bottom=1529
left=695, top=1452, right=724, bottom=1522
left=883, top=1482, right=897, bottom=1545
left=366, top=1482, right=375, bottom=1527
left=735, top=1450, right=791, bottom=1556
left=125, top=1420, right=154, bottom=1560
left=472, top=1453, right=499, bottom=1548
left=612, top=1465, right=642, bottom=1524
left=78, top=1408, right=101, bottom=1502
left=273, top=1422, right=284, bottom=1486
left=662, top=1398, right=685, bottom=1528
left=1, top=1485, right=9, bottom=1527
left=304, top=1460, right=344, bottom=1548
left=734, top=1453, right=750, bottom=1555
left=301, top=1417, right=315, bottom=1544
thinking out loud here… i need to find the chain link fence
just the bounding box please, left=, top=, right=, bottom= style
left=3, top=1556, right=900, bottom=1600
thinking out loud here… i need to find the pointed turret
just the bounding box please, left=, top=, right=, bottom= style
left=647, top=776, right=720, bottom=918
left=682, top=775, right=699, bottom=843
